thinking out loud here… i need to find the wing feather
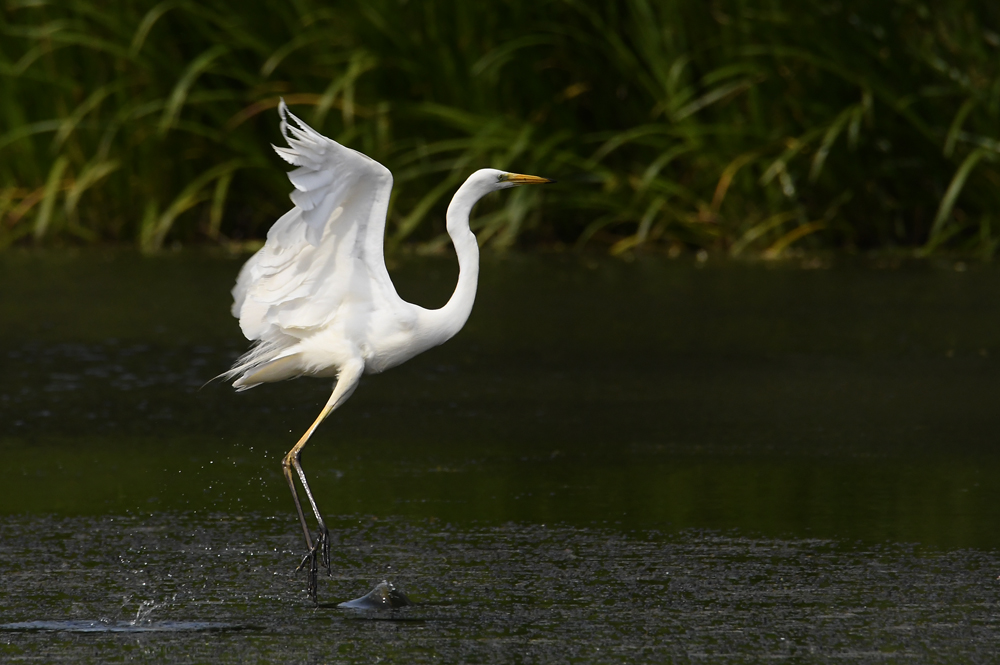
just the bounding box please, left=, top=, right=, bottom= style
left=230, top=100, right=395, bottom=371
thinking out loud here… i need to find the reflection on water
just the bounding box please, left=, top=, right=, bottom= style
left=0, top=621, right=244, bottom=633
left=0, top=251, right=999, bottom=661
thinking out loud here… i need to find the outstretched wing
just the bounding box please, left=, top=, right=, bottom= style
left=230, top=100, right=395, bottom=360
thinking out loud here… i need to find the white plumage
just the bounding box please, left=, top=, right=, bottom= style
left=227, top=101, right=396, bottom=389
left=223, top=99, right=552, bottom=601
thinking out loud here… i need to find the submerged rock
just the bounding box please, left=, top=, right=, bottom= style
left=337, top=581, right=412, bottom=610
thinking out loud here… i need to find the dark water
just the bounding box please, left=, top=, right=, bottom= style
left=1, top=251, right=998, bottom=662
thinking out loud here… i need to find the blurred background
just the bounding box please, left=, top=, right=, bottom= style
left=1, top=0, right=999, bottom=257
left=1, top=0, right=999, bottom=544
left=0, top=0, right=998, bottom=541
left=2, top=3, right=1000, bottom=658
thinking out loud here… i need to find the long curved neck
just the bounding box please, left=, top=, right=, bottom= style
left=424, top=181, right=482, bottom=342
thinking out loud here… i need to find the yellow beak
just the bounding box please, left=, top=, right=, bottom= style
left=504, top=173, right=556, bottom=185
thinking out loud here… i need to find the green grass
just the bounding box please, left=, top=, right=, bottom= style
left=1, top=0, right=999, bottom=257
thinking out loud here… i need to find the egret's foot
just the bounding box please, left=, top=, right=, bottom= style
left=338, top=580, right=412, bottom=610
left=296, top=526, right=331, bottom=601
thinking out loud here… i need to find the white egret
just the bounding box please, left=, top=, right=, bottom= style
left=223, top=100, right=552, bottom=600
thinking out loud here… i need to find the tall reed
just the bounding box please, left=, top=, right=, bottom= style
left=1, top=0, right=998, bottom=257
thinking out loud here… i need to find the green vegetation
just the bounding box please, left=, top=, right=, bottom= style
left=1, top=1, right=998, bottom=256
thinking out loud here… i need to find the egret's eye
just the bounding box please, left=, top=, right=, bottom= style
left=497, top=173, right=507, bottom=182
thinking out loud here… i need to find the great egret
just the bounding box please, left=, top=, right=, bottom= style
left=223, top=100, right=552, bottom=600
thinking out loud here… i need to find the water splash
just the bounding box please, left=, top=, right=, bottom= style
left=132, top=599, right=162, bottom=625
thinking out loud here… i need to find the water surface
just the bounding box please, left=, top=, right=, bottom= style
left=0, top=252, right=998, bottom=662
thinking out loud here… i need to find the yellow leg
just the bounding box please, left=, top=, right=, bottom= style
left=282, top=409, right=326, bottom=553
left=282, top=359, right=364, bottom=600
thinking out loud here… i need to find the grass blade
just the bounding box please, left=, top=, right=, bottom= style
left=158, top=44, right=230, bottom=135
left=925, top=147, right=990, bottom=250
left=33, top=155, right=70, bottom=240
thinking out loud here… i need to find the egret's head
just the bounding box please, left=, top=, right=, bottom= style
left=451, top=168, right=555, bottom=232
left=470, top=168, right=555, bottom=192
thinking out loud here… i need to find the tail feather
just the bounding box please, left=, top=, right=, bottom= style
left=215, top=338, right=300, bottom=391
left=232, top=354, right=302, bottom=391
